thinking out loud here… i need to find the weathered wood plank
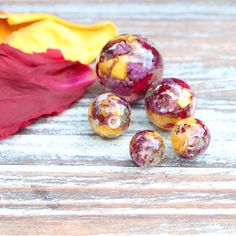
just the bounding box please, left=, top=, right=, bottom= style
left=0, top=166, right=236, bottom=234
left=1, top=1, right=236, bottom=20
left=0, top=215, right=235, bottom=235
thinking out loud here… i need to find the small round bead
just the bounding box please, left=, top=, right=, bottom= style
left=171, top=117, right=211, bottom=158
left=88, top=93, right=131, bottom=138
left=145, top=78, right=196, bottom=130
left=96, top=34, right=163, bottom=102
left=129, top=130, right=165, bottom=168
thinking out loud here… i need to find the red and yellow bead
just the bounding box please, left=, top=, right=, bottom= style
left=129, top=130, right=165, bottom=167
left=96, top=34, right=163, bottom=102
left=171, top=117, right=211, bottom=158
left=145, top=78, right=196, bottom=130
left=88, top=93, right=131, bottom=138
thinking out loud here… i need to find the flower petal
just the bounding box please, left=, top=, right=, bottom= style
left=0, top=44, right=95, bottom=139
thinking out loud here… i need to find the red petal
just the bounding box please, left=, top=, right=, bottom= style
left=0, top=44, right=94, bottom=139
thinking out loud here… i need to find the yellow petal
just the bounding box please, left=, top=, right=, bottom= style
left=98, top=59, right=115, bottom=75
left=111, top=60, right=128, bottom=80
left=0, top=12, right=117, bottom=64
left=178, top=88, right=192, bottom=108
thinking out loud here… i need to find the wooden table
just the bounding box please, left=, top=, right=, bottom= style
left=0, top=0, right=236, bottom=235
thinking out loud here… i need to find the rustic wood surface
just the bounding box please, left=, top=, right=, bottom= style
left=0, top=0, right=236, bottom=235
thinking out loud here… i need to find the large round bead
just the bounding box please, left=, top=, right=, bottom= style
left=96, top=34, right=163, bottom=102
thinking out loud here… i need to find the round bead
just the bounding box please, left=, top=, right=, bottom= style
left=88, top=93, right=131, bottom=138
left=129, top=130, right=165, bottom=168
left=145, top=78, right=196, bottom=130
left=171, top=117, right=211, bottom=158
left=96, top=34, right=163, bottom=102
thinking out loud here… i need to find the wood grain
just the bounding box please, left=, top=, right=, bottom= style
left=0, top=166, right=236, bottom=235
left=0, top=0, right=236, bottom=235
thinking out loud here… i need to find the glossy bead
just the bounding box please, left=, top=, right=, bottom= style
left=145, top=78, right=196, bottom=130
left=88, top=93, right=131, bottom=138
left=96, top=34, right=163, bottom=102
left=129, top=130, right=165, bottom=168
left=171, top=117, right=211, bottom=158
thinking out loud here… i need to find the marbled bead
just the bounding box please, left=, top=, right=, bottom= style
left=171, top=117, right=211, bottom=158
left=129, top=130, right=165, bottom=168
left=88, top=93, right=131, bottom=138
left=96, top=34, right=163, bottom=102
left=145, top=78, right=196, bottom=130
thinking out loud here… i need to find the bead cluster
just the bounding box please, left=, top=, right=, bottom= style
left=88, top=34, right=211, bottom=167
